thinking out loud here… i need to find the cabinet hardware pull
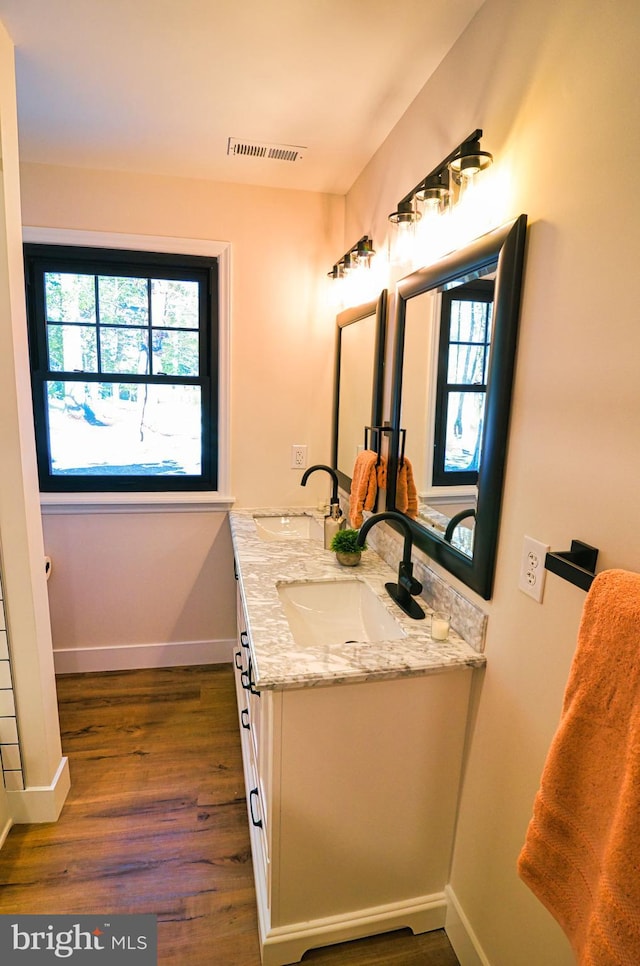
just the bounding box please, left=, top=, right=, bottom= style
left=240, top=630, right=250, bottom=649
left=234, top=651, right=243, bottom=670
left=241, top=659, right=261, bottom=696
left=241, top=708, right=250, bottom=729
left=249, top=788, right=263, bottom=828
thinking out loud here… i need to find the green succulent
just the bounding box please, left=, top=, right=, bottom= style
left=330, top=528, right=366, bottom=553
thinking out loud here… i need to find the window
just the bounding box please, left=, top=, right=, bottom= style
left=24, top=244, right=219, bottom=492
left=432, top=279, right=494, bottom=487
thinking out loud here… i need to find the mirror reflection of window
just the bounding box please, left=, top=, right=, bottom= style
left=433, top=278, right=494, bottom=486
left=337, top=314, right=377, bottom=480
left=397, top=274, right=496, bottom=555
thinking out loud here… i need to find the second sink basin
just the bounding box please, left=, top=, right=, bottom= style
left=277, top=578, right=406, bottom=647
left=254, top=513, right=323, bottom=543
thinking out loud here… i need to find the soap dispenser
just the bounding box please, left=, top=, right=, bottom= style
left=300, top=464, right=345, bottom=550
left=324, top=499, right=346, bottom=549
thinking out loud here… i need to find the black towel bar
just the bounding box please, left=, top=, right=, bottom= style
left=364, top=426, right=406, bottom=466
left=544, top=540, right=599, bottom=591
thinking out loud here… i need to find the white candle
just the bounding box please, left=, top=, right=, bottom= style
left=431, top=616, right=450, bottom=640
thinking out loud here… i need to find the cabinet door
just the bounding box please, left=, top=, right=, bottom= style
left=273, top=670, right=472, bottom=926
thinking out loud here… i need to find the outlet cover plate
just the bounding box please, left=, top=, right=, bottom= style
left=518, top=535, right=549, bottom=603
left=291, top=444, right=308, bottom=469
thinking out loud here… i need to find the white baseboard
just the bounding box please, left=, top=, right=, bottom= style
left=53, top=638, right=235, bottom=674
left=260, top=893, right=447, bottom=966
left=0, top=813, right=13, bottom=848
left=7, top=756, right=71, bottom=824
left=445, top=884, right=491, bottom=966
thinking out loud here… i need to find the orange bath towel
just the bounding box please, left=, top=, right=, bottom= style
left=349, top=450, right=384, bottom=527
left=396, top=457, right=418, bottom=519
left=517, top=569, right=640, bottom=965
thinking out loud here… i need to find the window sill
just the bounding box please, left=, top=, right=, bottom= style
left=40, top=492, right=236, bottom=514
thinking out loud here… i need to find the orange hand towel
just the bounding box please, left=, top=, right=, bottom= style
left=349, top=450, right=382, bottom=528
left=517, top=569, right=640, bottom=965
left=395, top=457, right=418, bottom=519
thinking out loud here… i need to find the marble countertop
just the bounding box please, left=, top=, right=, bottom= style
left=230, top=508, right=486, bottom=691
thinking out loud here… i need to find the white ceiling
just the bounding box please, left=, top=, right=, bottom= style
left=0, top=0, right=485, bottom=194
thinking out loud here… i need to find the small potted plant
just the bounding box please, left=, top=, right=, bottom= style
left=330, top=528, right=366, bottom=567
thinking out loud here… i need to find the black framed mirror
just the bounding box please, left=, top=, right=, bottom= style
left=332, top=291, right=387, bottom=493
left=387, top=215, right=527, bottom=599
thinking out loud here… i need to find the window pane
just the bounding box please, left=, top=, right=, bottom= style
left=151, top=279, right=199, bottom=329
left=98, top=276, right=149, bottom=326
left=46, top=381, right=202, bottom=476
left=47, top=324, right=97, bottom=372
left=152, top=330, right=199, bottom=376
left=45, top=273, right=96, bottom=324
left=449, top=299, right=490, bottom=343
left=444, top=391, right=485, bottom=473
left=447, top=345, right=487, bottom=385
left=100, top=328, right=150, bottom=374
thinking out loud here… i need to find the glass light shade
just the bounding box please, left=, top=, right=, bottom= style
left=449, top=141, right=493, bottom=184
left=388, top=200, right=420, bottom=267
left=388, top=219, right=417, bottom=267
left=388, top=199, right=420, bottom=226
left=416, top=187, right=450, bottom=216
left=341, top=252, right=356, bottom=275
left=415, top=170, right=451, bottom=218
left=351, top=237, right=375, bottom=267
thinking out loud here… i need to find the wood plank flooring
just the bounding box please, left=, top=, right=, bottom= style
left=0, top=664, right=459, bottom=965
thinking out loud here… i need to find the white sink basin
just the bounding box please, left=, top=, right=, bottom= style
left=253, top=513, right=323, bottom=543
left=277, top=578, right=406, bottom=647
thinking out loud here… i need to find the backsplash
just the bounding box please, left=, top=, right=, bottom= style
left=0, top=556, right=25, bottom=791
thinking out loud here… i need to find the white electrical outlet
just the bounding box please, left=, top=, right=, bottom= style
left=518, top=535, right=550, bottom=602
left=291, top=444, right=307, bottom=469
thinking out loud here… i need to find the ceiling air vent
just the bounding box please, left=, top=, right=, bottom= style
left=227, top=138, right=305, bottom=163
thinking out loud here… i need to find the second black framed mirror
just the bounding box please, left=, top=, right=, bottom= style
left=332, top=290, right=387, bottom=493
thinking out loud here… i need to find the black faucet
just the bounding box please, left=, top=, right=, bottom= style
left=356, top=511, right=425, bottom=620
left=300, top=464, right=340, bottom=512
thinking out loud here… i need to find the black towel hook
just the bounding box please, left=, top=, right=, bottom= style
left=363, top=425, right=406, bottom=467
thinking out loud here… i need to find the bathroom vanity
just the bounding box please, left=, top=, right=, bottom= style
left=230, top=508, right=485, bottom=966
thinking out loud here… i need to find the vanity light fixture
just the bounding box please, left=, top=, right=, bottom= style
left=327, top=235, right=375, bottom=280
left=386, top=130, right=493, bottom=266
left=388, top=129, right=493, bottom=223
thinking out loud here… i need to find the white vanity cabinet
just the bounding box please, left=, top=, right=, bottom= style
left=234, top=586, right=474, bottom=966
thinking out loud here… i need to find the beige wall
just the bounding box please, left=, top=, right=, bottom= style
left=19, top=165, right=344, bottom=660
left=43, top=509, right=235, bottom=661
left=345, top=0, right=640, bottom=963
